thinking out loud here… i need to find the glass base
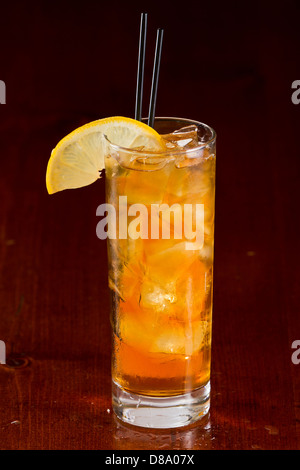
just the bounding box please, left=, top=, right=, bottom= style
left=112, top=380, right=210, bottom=429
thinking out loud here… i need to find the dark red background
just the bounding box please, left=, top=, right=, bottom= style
left=0, top=0, right=300, bottom=450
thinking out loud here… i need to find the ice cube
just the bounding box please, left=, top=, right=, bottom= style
left=163, top=161, right=212, bottom=204
left=122, top=162, right=173, bottom=205
left=116, top=149, right=169, bottom=171
left=139, top=281, right=177, bottom=312
left=109, top=263, right=142, bottom=302
left=108, top=240, right=145, bottom=302
left=145, top=240, right=199, bottom=283
left=174, top=259, right=207, bottom=322
left=118, top=302, right=207, bottom=356
left=161, top=126, right=215, bottom=169
left=150, top=321, right=207, bottom=355
left=162, top=125, right=199, bottom=150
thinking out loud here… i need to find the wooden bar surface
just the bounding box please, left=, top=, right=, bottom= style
left=0, top=0, right=300, bottom=450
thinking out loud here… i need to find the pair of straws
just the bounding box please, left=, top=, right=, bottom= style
left=134, top=13, right=164, bottom=128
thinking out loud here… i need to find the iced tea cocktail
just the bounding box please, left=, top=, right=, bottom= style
left=105, top=118, right=216, bottom=428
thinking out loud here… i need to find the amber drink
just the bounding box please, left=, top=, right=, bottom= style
left=105, top=117, right=216, bottom=428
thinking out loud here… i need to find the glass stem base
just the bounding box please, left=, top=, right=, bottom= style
left=112, top=380, right=210, bottom=429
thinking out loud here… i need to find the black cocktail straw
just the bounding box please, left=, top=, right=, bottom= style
left=148, top=28, right=164, bottom=128
left=135, top=13, right=147, bottom=121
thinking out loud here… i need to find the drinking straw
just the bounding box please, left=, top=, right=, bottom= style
left=148, top=28, right=164, bottom=128
left=135, top=13, right=148, bottom=121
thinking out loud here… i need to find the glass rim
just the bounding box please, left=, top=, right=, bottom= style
left=104, top=116, right=216, bottom=158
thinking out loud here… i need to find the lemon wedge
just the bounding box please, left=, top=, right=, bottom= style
left=46, top=116, right=165, bottom=194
